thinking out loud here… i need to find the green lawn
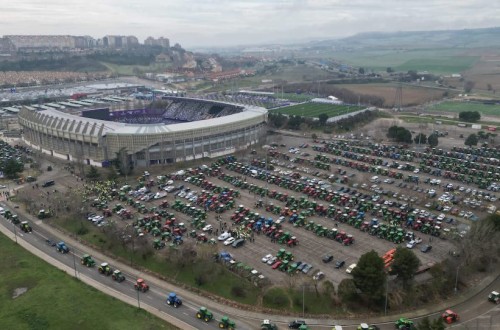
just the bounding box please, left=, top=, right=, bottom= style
left=278, top=93, right=315, bottom=102
left=0, top=233, right=176, bottom=330
left=430, top=101, right=500, bottom=116
left=270, top=102, right=364, bottom=118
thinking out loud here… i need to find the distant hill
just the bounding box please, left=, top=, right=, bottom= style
left=310, top=27, right=500, bottom=49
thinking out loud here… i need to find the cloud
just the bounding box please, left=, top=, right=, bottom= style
left=0, top=0, right=497, bottom=47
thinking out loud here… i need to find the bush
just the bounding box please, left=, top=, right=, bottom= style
left=231, top=285, right=246, bottom=298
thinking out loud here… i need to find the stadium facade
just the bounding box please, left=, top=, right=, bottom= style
left=18, top=97, right=267, bottom=167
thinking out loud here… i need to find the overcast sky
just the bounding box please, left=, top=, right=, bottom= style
left=0, top=0, right=498, bottom=48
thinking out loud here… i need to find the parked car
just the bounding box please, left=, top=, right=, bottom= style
left=217, top=231, right=231, bottom=241
left=262, top=254, right=273, bottom=263
left=267, top=256, right=277, bottom=265
left=223, top=237, right=235, bottom=246
left=406, top=240, right=416, bottom=249
left=302, top=264, right=313, bottom=274
left=231, top=238, right=245, bottom=248
left=322, top=254, right=333, bottom=263
left=346, top=263, right=357, bottom=274
left=421, top=245, right=432, bottom=253
left=313, top=271, right=325, bottom=281
left=335, top=260, right=345, bottom=269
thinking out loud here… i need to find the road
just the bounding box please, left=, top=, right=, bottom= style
left=0, top=206, right=255, bottom=330
left=1, top=200, right=499, bottom=330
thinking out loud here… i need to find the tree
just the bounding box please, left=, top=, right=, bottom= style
left=464, top=80, right=475, bottom=93
left=428, top=133, right=439, bottom=147
left=318, top=113, right=329, bottom=126
left=487, top=83, right=493, bottom=91
left=459, top=111, right=481, bottom=122
left=465, top=133, right=478, bottom=146
left=413, top=133, right=427, bottom=144
left=2, top=158, right=24, bottom=179
left=358, top=67, right=365, bottom=75
left=417, top=316, right=446, bottom=330
left=337, top=278, right=357, bottom=302
left=387, top=126, right=412, bottom=143
left=352, top=250, right=386, bottom=303
left=391, top=247, right=420, bottom=283
left=86, top=166, right=101, bottom=180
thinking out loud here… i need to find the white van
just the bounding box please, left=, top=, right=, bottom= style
left=370, top=176, right=380, bottom=183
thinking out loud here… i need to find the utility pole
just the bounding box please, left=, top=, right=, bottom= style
left=454, top=265, right=460, bottom=293
left=384, top=275, right=389, bottom=315
left=72, top=251, right=77, bottom=277
left=13, top=222, right=18, bottom=244
left=302, top=284, right=305, bottom=317
left=137, top=288, right=141, bottom=308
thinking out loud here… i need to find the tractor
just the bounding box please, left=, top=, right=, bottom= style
left=195, top=306, right=213, bottom=322
left=20, top=221, right=32, bottom=233
left=55, top=241, right=69, bottom=253
left=488, top=291, right=500, bottom=304
left=98, top=262, right=113, bottom=276
left=81, top=254, right=96, bottom=267
left=441, top=310, right=459, bottom=324
left=261, top=319, right=278, bottom=329
left=37, top=209, right=51, bottom=219
left=166, top=292, right=182, bottom=307
left=395, top=318, right=414, bottom=330
left=153, top=239, right=165, bottom=250
left=112, top=270, right=126, bottom=282
left=358, top=323, right=379, bottom=330
left=218, top=316, right=236, bottom=329
left=134, top=278, right=149, bottom=292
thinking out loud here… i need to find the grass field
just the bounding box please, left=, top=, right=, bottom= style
left=0, top=233, right=176, bottom=330
left=279, top=93, right=315, bottom=102
left=430, top=101, right=500, bottom=116
left=270, top=102, right=364, bottom=118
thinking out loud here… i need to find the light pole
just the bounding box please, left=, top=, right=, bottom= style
left=384, top=275, right=389, bottom=315
left=454, top=265, right=460, bottom=293
left=13, top=221, right=18, bottom=244
left=72, top=251, right=77, bottom=277
left=302, top=284, right=305, bottom=317
left=136, top=288, right=141, bottom=309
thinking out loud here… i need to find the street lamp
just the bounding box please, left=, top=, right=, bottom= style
left=136, top=287, right=141, bottom=309
left=454, top=265, right=460, bottom=293
left=384, top=275, right=389, bottom=315
left=262, top=145, right=271, bottom=205
left=72, top=251, right=77, bottom=277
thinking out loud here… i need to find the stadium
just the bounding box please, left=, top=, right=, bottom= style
left=18, top=97, right=267, bottom=167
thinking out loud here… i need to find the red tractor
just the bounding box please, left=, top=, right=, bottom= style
left=287, top=236, right=299, bottom=247
left=134, top=278, right=149, bottom=292
left=343, top=234, right=354, bottom=246
left=441, top=310, right=459, bottom=324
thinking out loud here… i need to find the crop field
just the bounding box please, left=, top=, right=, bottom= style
left=0, top=233, right=175, bottom=330
left=335, top=83, right=447, bottom=107
left=331, top=48, right=478, bottom=74
left=430, top=101, right=500, bottom=117
left=270, top=102, right=364, bottom=118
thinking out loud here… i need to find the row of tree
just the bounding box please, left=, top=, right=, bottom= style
left=458, top=111, right=481, bottom=123
left=387, top=126, right=439, bottom=146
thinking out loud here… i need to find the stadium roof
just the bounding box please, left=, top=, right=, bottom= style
left=33, top=102, right=266, bottom=136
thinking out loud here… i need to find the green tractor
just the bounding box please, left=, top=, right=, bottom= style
left=98, top=262, right=113, bottom=276
left=195, top=306, right=213, bottom=322
left=20, top=221, right=32, bottom=233
left=112, top=270, right=126, bottom=282
left=153, top=239, right=166, bottom=250
left=218, top=316, right=236, bottom=329
left=395, top=318, right=414, bottom=330
left=81, top=254, right=96, bottom=267
left=488, top=291, right=500, bottom=304
left=261, top=319, right=278, bottom=330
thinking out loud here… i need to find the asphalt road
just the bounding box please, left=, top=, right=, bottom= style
left=0, top=205, right=255, bottom=330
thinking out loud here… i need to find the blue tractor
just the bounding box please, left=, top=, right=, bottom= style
left=166, top=292, right=182, bottom=307
left=56, top=241, right=69, bottom=254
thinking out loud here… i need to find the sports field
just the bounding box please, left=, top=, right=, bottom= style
left=430, top=101, right=500, bottom=116
left=270, top=102, right=364, bottom=118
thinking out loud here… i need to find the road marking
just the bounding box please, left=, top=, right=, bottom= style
left=182, top=312, right=188, bottom=316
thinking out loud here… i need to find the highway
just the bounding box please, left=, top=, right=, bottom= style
left=1, top=199, right=499, bottom=330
